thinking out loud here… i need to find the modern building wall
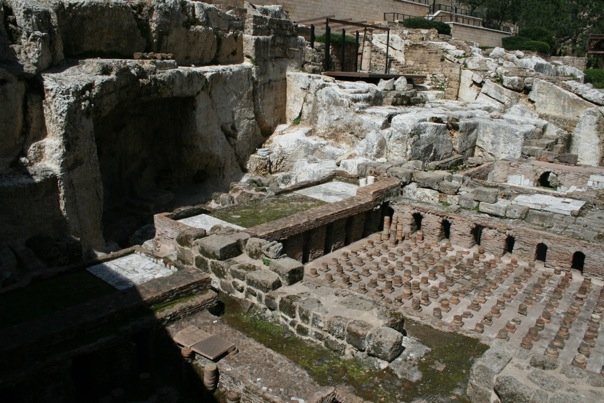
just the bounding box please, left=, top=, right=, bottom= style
left=249, top=0, right=430, bottom=23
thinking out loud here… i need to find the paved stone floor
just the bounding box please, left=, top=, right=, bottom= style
left=87, top=252, right=177, bottom=290
left=294, top=181, right=359, bottom=203
left=305, top=232, right=604, bottom=374
left=178, top=214, right=245, bottom=231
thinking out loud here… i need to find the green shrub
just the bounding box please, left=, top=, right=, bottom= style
left=315, top=33, right=356, bottom=45
left=585, top=69, right=604, bottom=89
left=518, top=27, right=555, bottom=49
left=502, top=36, right=550, bottom=54
left=401, top=17, right=451, bottom=36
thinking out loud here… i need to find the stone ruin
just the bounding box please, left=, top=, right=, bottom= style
left=1, top=1, right=604, bottom=402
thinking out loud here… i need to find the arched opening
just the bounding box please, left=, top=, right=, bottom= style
left=538, top=171, right=556, bottom=189
left=571, top=251, right=585, bottom=272
left=505, top=235, right=515, bottom=254
left=471, top=225, right=483, bottom=245
left=412, top=213, right=423, bottom=232
left=535, top=243, right=548, bottom=262
left=441, top=219, right=451, bottom=240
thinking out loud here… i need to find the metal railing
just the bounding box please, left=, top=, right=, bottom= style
left=430, top=3, right=480, bottom=18
left=384, top=12, right=416, bottom=23
left=432, top=11, right=482, bottom=27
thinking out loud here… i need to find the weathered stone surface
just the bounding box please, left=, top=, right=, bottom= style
left=529, top=79, right=594, bottom=124
left=494, top=375, right=534, bottom=403
left=269, top=257, right=304, bottom=285
left=0, top=69, right=25, bottom=170
left=57, top=1, right=146, bottom=58
left=278, top=294, right=301, bottom=318
left=246, top=269, right=281, bottom=293
left=502, top=76, right=524, bottom=92
left=345, top=320, right=373, bottom=351
left=413, top=171, right=451, bottom=190
left=176, top=227, right=206, bottom=247
left=366, top=326, right=404, bottom=362
left=472, top=187, right=499, bottom=203
left=571, top=107, right=604, bottom=166
left=325, top=316, right=349, bottom=340
left=473, top=118, right=540, bottom=160
left=479, top=200, right=509, bottom=217
left=480, top=80, right=520, bottom=106
left=197, top=234, right=241, bottom=260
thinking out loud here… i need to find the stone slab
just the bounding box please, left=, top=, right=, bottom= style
left=173, top=325, right=210, bottom=348
left=294, top=181, right=359, bottom=203
left=190, top=334, right=236, bottom=361
left=512, top=194, right=585, bottom=216
left=87, top=253, right=176, bottom=290
left=178, top=214, right=245, bottom=231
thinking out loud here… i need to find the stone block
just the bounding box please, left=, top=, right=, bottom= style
left=525, top=210, right=555, bottom=228
left=345, top=320, right=373, bottom=351
left=230, top=263, right=258, bottom=281
left=246, top=270, right=281, bottom=293
left=459, top=194, right=479, bottom=210
left=325, top=316, right=349, bottom=340
left=195, top=255, right=209, bottom=271
left=506, top=204, right=529, bottom=219
left=366, top=327, right=404, bottom=362
left=297, top=297, right=324, bottom=325
left=176, top=228, right=206, bottom=247
left=324, top=338, right=345, bottom=353
left=264, top=291, right=279, bottom=311
left=413, top=171, right=452, bottom=190
left=472, top=187, right=499, bottom=203
left=387, top=167, right=414, bottom=183
left=493, top=375, right=536, bottom=403
left=270, top=257, right=304, bottom=285
left=210, top=260, right=228, bottom=279
left=279, top=294, right=301, bottom=318
left=438, top=181, right=460, bottom=195
left=296, top=324, right=309, bottom=337
left=478, top=201, right=508, bottom=217
left=469, top=345, right=514, bottom=390
left=197, top=234, right=241, bottom=260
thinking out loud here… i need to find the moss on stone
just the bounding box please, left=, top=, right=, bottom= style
left=212, top=194, right=325, bottom=228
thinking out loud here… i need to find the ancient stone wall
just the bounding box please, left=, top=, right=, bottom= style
left=449, top=23, right=511, bottom=48
left=0, top=1, right=303, bottom=257
left=400, top=43, right=462, bottom=99
left=250, top=0, right=430, bottom=23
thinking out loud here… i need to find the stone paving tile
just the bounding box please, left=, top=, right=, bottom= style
left=305, top=232, right=604, bottom=374
left=294, top=181, right=359, bottom=203
left=87, top=252, right=177, bottom=290
left=178, top=213, right=245, bottom=231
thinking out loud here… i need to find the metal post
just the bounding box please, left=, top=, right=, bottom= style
left=355, top=31, right=360, bottom=72
left=341, top=29, right=346, bottom=71
left=310, top=24, right=315, bottom=49
left=385, top=28, right=390, bottom=74
left=324, top=19, right=331, bottom=71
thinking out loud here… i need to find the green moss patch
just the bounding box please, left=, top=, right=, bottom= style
left=219, top=296, right=488, bottom=402
left=212, top=194, right=325, bottom=228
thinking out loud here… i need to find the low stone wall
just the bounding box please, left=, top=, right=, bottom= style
left=384, top=168, right=604, bottom=277
left=174, top=230, right=407, bottom=363
left=247, top=178, right=400, bottom=262
left=467, top=344, right=604, bottom=402
left=448, top=23, right=511, bottom=48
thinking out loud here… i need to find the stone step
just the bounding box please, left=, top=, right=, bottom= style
left=0, top=267, right=215, bottom=385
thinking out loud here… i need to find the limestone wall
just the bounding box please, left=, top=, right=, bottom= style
left=449, top=23, right=511, bottom=48
left=251, top=0, right=429, bottom=23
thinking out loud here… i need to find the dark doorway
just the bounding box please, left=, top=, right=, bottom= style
left=471, top=225, right=483, bottom=245
left=538, top=171, right=555, bottom=188
left=505, top=235, right=515, bottom=254
left=535, top=243, right=548, bottom=262
left=571, top=251, right=585, bottom=272
left=441, top=219, right=451, bottom=240
left=412, top=213, right=423, bottom=232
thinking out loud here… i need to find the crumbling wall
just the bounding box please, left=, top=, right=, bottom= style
left=0, top=1, right=302, bottom=258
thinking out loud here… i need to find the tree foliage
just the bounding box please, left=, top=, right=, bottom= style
left=457, top=0, right=604, bottom=55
